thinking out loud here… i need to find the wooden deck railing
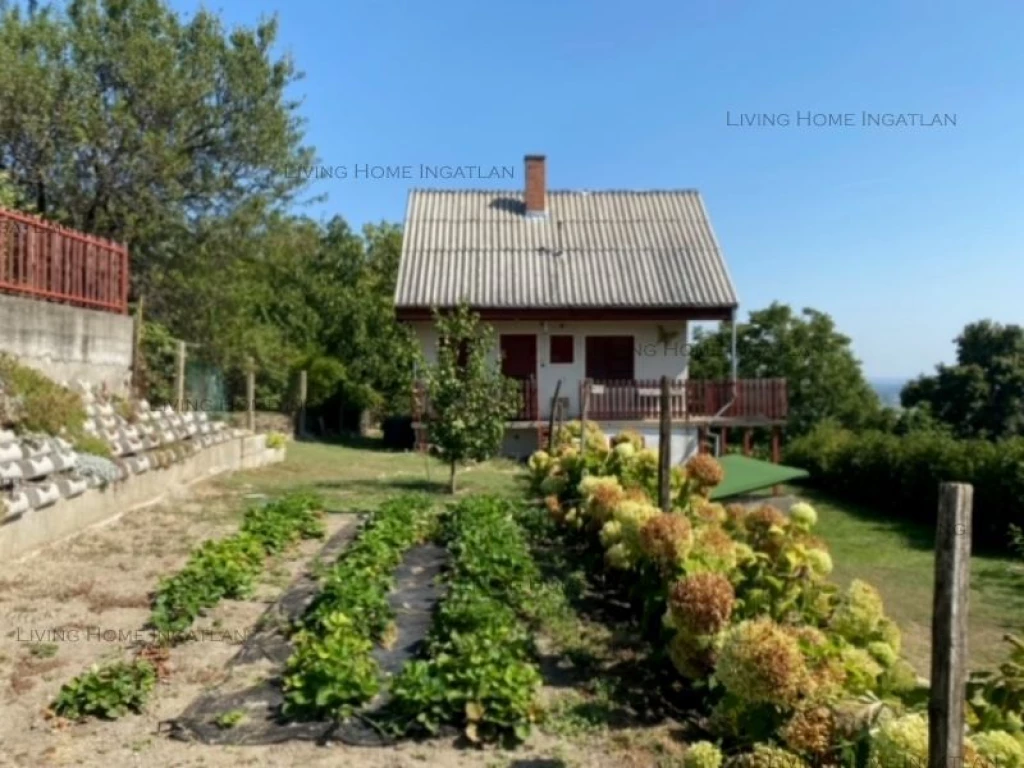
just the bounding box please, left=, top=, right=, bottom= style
left=583, top=378, right=788, bottom=422
left=413, top=377, right=539, bottom=422
left=0, top=207, right=129, bottom=313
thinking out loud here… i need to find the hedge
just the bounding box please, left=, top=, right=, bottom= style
left=784, top=422, right=1024, bottom=551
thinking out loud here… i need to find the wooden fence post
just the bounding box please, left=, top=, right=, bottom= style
left=174, top=339, right=186, bottom=412
left=658, top=375, right=672, bottom=512
left=298, top=369, right=308, bottom=437
left=929, top=482, right=972, bottom=768
left=246, top=357, right=256, bottom=432
left=132, top=295, right=144, bottom=398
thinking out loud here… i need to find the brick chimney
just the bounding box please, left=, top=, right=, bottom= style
left=524, top=154, right=546, bottom=216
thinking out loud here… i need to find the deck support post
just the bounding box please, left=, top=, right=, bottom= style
left=929, top=483, right=972, bottom=768
left=743, top=429, right=752, bottom=456
left=720, top=427, right=728, bottom=454
left=771, top=426, right=781, bottom=495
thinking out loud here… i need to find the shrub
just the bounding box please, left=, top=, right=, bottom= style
left=51, top=660, right=156, bottom=720
left=72, top=433, right=113, bottom=458
left=639, top=513, right=693, bottom=573
left=265, top=431, right=287, bottom=449
left=0, top=354, right=87, bottom=437
left=786, top=421, right=1024, bottom=549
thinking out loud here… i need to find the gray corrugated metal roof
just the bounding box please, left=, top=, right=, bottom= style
left=394, top=189, right=738, bottom=309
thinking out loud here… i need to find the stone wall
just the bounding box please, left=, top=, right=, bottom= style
left=0, top=293, right=134, bottom=394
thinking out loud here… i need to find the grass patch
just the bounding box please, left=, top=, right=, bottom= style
left=792, top=486, right=1024, bottom=671
left=217, top=438, right=524, bottom=510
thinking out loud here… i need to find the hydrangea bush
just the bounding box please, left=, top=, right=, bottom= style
left=527, top=422, right=1024, bottom=765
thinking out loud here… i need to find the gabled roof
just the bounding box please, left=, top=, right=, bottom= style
left=394, top=189, right=739, bottom=313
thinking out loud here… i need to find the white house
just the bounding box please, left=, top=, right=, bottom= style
left=394, top=155, right=787, bottom=461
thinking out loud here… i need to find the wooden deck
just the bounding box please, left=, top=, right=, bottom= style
left=412, top=377, right=788, bottom=427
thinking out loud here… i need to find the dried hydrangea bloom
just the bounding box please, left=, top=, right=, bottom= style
left=689, top=524, right=739, bottom=574
left=579, top=475, right=625, bottom=524
left=693, top=501, right=727, bottom=525
left=544, top=494, right=563, bottom=521
left=686, top=453, right=725, bottom=490
left=668, top=572, right=735, bottom=635
left=782, top=705, right=836, bottom=759
left=639, top=513, right=693, bottom=571
left=724, top=503, right=748, bottom=531
left=716, top=618, right=809, bottom=706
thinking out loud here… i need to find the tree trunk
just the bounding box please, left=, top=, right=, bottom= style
left=448, top=461, right=457, bottom=494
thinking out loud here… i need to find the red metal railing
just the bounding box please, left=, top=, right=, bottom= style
left=583, top=378, right=788, bottom=422
left=0, top=207, right=129, bottom=313
left=414, top=377, right=539, bottom=422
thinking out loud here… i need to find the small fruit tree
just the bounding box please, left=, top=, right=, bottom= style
left=424, top=304, right=517, bottom=493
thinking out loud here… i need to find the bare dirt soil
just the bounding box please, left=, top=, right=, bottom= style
left=0, top=446, right=681, bottom=768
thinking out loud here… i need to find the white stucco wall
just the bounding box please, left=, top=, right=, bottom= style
left=412, top=319, right=689, bottom=419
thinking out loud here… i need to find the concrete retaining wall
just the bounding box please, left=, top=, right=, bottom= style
left=0, top=293, right=134, bottom=394
left=0, top=433, right=284, bottom=561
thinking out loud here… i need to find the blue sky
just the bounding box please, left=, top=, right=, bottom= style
left=175, top=0, right=1024, bottom=379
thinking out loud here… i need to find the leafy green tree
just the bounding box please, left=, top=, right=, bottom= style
left=902, top=320, right=1024, bottom=439
left=689, top=302, right=882, bottom=435
left=0, top=0, right=313, bottom=297
left=424, top=305, right=517, bottom=493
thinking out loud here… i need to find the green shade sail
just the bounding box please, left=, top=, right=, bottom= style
left=709, top=454, right=809, bottom=500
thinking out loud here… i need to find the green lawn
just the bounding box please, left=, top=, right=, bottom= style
left=220, top=440, right=1023, bottom=674
left=796, top=486, right=1024, bottom=673
left=217, top=437, right=525, bottom=511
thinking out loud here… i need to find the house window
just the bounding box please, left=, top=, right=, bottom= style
left=585, top=336, right=635, bottom=381
left=549, top=335, right=574, bottom=364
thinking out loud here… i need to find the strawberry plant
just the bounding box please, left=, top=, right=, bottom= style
left=51, top=660, right=157, bottom=720
left=282, top=495, right=435, bottom=719
left=385, top=495, right=543, bottom=744
left=150, top=491, right=326, bottom=636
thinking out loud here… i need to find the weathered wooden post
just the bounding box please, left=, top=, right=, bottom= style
left=297, top=369, right=308, bottom=438
left=132, top=295, right=145, bottom=399
left=658, top=375, right=672, bottom=512
left=743, top=428, right=752, bottom=457
left=174, top=339, right=186, bottom=412
left=245, top=356, right=256, bottom=432
left=929, top=482, right=972, bottom=768
left=546, top=379, right=562, bottom=454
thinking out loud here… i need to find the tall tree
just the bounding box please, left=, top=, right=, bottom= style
left=689, top=302, right=881, bottom=435
left=0, top=0, right=313, bottom=296
left=902, top=320, right=1024, bottom=439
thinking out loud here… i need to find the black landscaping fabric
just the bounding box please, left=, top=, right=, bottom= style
left=165, top=529, right=447, bottom=747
